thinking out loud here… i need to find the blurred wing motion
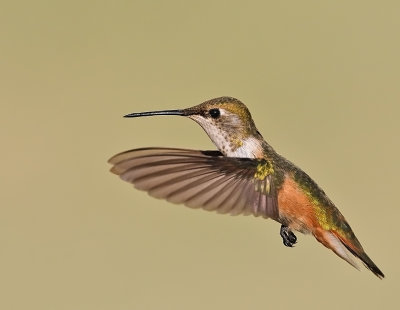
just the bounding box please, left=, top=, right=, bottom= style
left=108, top=147, right=279, bottom=219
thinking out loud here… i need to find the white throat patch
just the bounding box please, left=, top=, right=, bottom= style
left=227, top=136, right=263, bottom=158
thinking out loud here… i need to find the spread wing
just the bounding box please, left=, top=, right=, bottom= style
left=108, top=147, right=279, bottom=219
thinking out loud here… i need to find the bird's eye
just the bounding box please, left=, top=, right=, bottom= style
left=209, top=108, right=220, bottom=119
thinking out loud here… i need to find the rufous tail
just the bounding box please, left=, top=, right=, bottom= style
left=314, top=229, right=384, bottom=279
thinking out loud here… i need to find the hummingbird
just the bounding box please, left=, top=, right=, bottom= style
left=108, top=96, right=384, bottom=279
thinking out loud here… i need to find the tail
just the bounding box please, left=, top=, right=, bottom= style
left=314, top=229, right=384, bottom=279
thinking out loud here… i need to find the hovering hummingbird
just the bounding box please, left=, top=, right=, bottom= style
left=108, top=96, right=384, bottom=278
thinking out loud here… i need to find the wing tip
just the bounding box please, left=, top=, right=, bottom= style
left=109, top=166, right=120, bottom=175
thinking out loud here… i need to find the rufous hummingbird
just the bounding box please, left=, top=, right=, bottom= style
left=109, top=96, right=384, bottom=278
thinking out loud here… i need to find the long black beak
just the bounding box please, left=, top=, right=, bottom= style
left=124, top=109, right=185, bottom=118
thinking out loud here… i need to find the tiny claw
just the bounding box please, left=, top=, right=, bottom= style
left=288, top=231, right=297, bottom=244
left=280, top=225, right=297, bottom=247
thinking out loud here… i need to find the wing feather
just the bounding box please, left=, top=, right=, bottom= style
left=109, top=147, right=279, bottom=219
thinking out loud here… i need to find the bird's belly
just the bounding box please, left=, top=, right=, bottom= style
left=277, top=176, right=319, bottom=234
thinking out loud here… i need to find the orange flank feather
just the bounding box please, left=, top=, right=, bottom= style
left=277, top=177, right=319, bottom=233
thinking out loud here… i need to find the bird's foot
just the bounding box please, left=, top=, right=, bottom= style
left=280, top=225, right=297, bottom=247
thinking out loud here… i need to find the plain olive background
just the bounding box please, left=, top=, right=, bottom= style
left=1, top=1, right=399, bottom=309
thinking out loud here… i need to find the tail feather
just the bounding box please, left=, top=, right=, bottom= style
left=332, top=231, right=385, bottom=279
left=324, top=231, right=385, bottom=279
left=322, top=231, right=360, bottom=270
left=315, top=229, right=384, bottom=279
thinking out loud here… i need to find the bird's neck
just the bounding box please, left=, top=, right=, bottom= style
left=204, top=126, right=275, bottom=159
left=223, top=135, right=275, bottom=159
left=221, top=136, right=260, bottom=158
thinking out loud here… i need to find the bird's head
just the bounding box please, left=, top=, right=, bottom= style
left=124, top=96, right=264, bottom=158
